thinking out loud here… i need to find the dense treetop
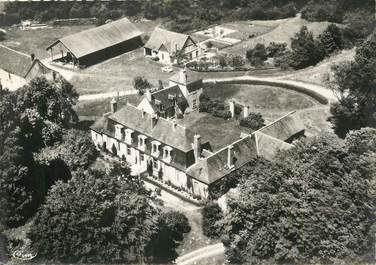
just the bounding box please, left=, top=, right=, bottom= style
left=329, top=33, right=376, bottom=138
left=222, top=131, right=376, bottom=264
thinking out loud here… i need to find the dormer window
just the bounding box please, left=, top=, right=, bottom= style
left=138, top=135, right=147, bottom=150
left=163, top=146, right=173, bottom=162
left=151, top=141, right=161, bottom=157
left=124, top=128, right=134, bottom=145
left=114, top=124, right=124, bottom=140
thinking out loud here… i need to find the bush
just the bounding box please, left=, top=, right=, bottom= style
left=318, top=24, right=344, bottom=56
left=246, top=43, right=267, bottom=66
left=239, top=112, right=265, bottom=131
left=266, top=42, right=288, bottom=58
left=202, top=203, right=223, bottom=238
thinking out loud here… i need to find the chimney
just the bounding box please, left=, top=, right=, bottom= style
left=30, top=53, right=35, bottom=62
left=146, top=90, right=152, bottom=102
left=179, top=68, right=187, bottom=84
left=227, top=145, right=234, bottom=168
left=172, top=121, right=177, bottom=130
left=193, top=134, right=201, bottom=162
left=110, top=98, right=117, bottom=113
left=243, top=105, right=250, bottom=118
left=229, top=101, right=235, bottom=118
left=151, top=115, right=158, bottom=128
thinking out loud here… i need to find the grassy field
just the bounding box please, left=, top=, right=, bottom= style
left=178, top=112, right=246, bottom=151
left=203, top=82, right=332, bottom=134
left=0, top=25, right=94, bottom=59
left=224, top=17, right=338, bottom=56
left=71, top=48, right=177, bottom=94
left=0, top=45, right=31, bottom=76
left=281, top=48, right=355, bottom=86
left=204, top=83, right=317, bottom=112
left=222, top=20, right=277, bottom=41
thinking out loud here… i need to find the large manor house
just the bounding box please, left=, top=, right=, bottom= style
left=90, top=69, right=305, bottom=199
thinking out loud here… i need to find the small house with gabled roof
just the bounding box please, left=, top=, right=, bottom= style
left=144, top=28, right=199, bottom=64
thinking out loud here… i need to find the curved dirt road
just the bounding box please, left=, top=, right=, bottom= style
left=176, top=243, right=225, bottom=265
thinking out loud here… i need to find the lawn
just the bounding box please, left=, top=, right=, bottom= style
left=204, top=83, right=317, bottom=113
left=74, top=95, right=132, bottom=119
left=0, top=18, right=161, bottom=61
left=221, top=20, right=277, bottom=41
left=0, top=25, right=94, bottom=59
left=71, top=48, right=178, bottom=94
left=224, top=17, right=337, bottom=56
left=202, top=82, right=332, bottom=135
left=178, top=112, right=246, bottom=152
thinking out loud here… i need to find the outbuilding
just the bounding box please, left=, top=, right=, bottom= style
left=46, top=18, right=143, bottom=68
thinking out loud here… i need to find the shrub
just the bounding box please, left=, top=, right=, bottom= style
left=202, top=203, right=223, bottom=238
left=246, top=43, right=267, bottom=66
left=318, top=24, right=344, bottom=56
left=239, top=112, right=265, bottom=131
left=266, top=42, right=288, bottom=58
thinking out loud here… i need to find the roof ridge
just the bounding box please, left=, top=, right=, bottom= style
left=257, top=110, right=296, bottom=132
left=60, top=17, right=137, bottom=40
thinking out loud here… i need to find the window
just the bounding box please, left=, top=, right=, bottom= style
left=192, top=99, right=197, bottom=109
left=151, top=141, right=161, bottom=157
left=138, top=135, right=147, bottom=150
left=127, top=146, right=131, bottom=155
left=153, top=160, right=158, bottom=169
left=140, top=153, right=144, bottom=161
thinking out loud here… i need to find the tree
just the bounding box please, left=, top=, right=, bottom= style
left=148, top=211, right=191, bottom=262
left=239, top=112, right=265, bottom=131
left=0, top=31, right=5, bottom=41
left=329, top=34, right=376, bottom=137
left=301, top=0, right=342, bottom=22
left=246, top=43, right=267, bottom=66
left=133, top=76, right=151, bottom=95
left=289, top=26, right=325, bottom=69
left=202, top=203, right=223, bottom=238
left=35, top=129, right=98, bottom=173
left=171, top=48, right=189, bottom=65
left=29, top=166, right=161, bottom=263
left=16, top=77, right=78, bottom=126
left=318, top=24, right=344, bottom=56
left=222, top=133, right=376, bottom=264
left=227, top=55, right=245, bottom=69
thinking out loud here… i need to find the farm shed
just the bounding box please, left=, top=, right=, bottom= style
left=46, top=18, right=143, bottom=68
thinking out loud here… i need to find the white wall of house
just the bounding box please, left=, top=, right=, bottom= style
left=91, top=129, right=209, bottom=198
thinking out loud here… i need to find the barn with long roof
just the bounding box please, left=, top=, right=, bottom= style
left=46, top=18, right=143, bottom=68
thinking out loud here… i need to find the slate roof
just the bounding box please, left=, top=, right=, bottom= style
left=186, top=112, right=305, bottom=185
left=91, top=104, right=206, bottom=152
left=0, top=46, right=32, bottom=77
left=169, top=69, right=203, bottom=93
left=46, top=18, right=142, bottom=58
left=258, top=111, right=305, bottom=142
left=187, top=135, right=258, bottom=184
left=145, top=27, right=193, bottom=52
left=151, top=85, right=187, bottom=110
left=255, top=132, right=292, bottom=160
